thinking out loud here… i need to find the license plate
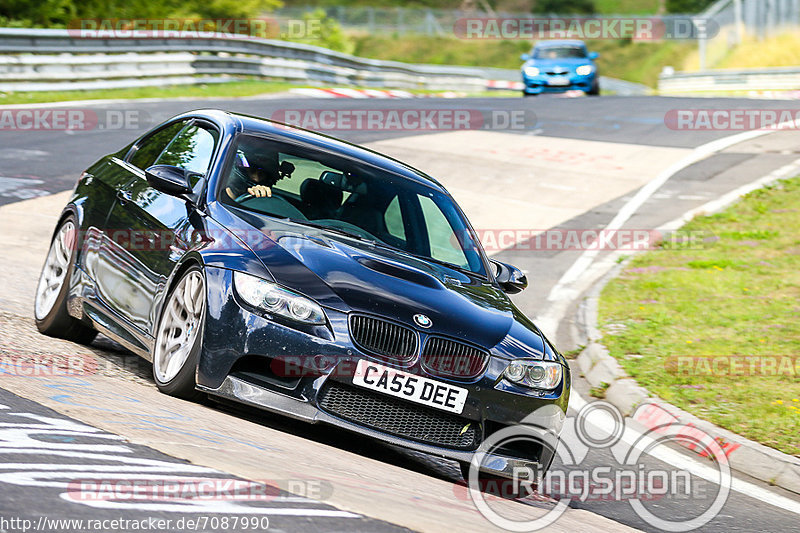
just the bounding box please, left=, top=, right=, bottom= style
left=352, top=360, right=468, bottom=414
left=548, top=77, right=570, bottom=86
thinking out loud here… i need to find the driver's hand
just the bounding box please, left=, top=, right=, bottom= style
left=248, top=185, right=272, bottom=198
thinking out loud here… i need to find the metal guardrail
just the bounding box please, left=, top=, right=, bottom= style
left=0, top=28, right=649, bottom=96
left=659, top=66, right=800, bottom=95
left=0, top=28, right=493, bottom=92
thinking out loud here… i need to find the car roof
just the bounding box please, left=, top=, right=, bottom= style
left=534, top=40, right=587, bottom=48
left=182, top=109, right=446, bottom=191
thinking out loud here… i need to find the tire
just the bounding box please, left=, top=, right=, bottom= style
left=152, top=265, right=206, bottom=400
left=587, top=80, right=600, bottom=96
left=523, top=92, right=537, bottom=97
left=34, top=216, right=97, bottom=344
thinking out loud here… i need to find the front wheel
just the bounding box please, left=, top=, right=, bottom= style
left=587, top=80, right=600, bottom=96
left=152, top=266, right=206, bottom=400
left=34, top=217, right=97, bottom=344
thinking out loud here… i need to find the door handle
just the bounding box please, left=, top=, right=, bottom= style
left=116, top=190, right=133, bottom=203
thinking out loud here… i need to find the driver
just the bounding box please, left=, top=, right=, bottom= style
left=225, top=150, right=294, bottom=201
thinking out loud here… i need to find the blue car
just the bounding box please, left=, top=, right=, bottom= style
left=520, top=40, right=600, bottom=96
left=35, top=110, right=570, bottom=482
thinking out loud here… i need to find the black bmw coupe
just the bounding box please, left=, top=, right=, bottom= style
left=35, top=109, right=570, bottom=480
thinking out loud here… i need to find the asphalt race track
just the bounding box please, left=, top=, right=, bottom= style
left=1, top=93, right=799, bottom=533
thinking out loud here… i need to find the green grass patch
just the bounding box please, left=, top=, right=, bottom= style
left=0, top=79, right=521, bottom=106
left=352, top=34, right=694, bottom=87
left=0, top=80, right=300, bottom=106
left=599, top=177, right=800, bottom=456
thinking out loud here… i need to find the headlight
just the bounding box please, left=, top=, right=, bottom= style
left=233, top=271, right=326, bottom=324
left=523, top=66, right=540, bottom=77
left=576, top=65, right=594, bottom=76
left=504, top=360, right=563, bottom=390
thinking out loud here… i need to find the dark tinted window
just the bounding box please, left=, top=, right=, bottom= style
left=128, top=120, right=187, bottom=170
left=534, top=46, right=587, bottom=59
left=154, top=124, right=219, bottom=175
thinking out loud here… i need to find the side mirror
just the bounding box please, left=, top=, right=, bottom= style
left=588, top=51, right=599, bottom=60
left=491, top=260, right=528, bottom=294
left=145, top=165, right=195, bottom=197
left=520, top=53, right=530, bottom=61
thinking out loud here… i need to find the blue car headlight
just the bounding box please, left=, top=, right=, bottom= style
left=504, top=359, right=563, bottom=390
left=523, top=66, right=540, bottom=77
left=576, top=65, right=594, bottom=76
left=234, top=271, right=326, bottom=324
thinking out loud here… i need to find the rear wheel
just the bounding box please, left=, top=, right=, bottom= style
left=34, top=217, right=97, bottom=344
left=152, top=266, right=205, bottom=400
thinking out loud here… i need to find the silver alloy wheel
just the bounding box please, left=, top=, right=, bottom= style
left=35, top=221, right=76, bottom=320
left=154, top=270, right=205, bottom=384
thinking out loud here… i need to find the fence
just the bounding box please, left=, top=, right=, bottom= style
left=698, top=0, right=800, bottom=69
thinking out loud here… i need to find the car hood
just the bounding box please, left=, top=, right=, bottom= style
left=229, top=209, right=522, bottom=350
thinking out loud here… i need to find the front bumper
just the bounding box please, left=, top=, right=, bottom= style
left=522, top=74, right=596, bottom=94
left=199, top=267, right=570, bottom=477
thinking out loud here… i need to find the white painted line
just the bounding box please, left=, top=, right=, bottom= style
left=538, top=123, right=800, bottom=336
left=658, top=159, right=800, bottom=232
left=569, top=389, right=800, bottom=515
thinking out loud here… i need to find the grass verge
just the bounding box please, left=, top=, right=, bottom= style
left=0, top=80, right=298, bottom=106
left=598, top=177, right=800, bottom=456
left=0, top=79, right=522, bottom=106
left=352, top=34, right=695, bottom=87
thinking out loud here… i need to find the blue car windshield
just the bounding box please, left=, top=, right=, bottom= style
left=221, top=134, right=487, bottom=277
left=534, top=46, right=587, bottom=59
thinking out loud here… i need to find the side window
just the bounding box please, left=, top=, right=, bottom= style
left=419, top=195, right=469, bottom=269
left=154, top=124, right=219, bottom=175
left=384, top=196, right=406, bottom=242
left=128, top=121, right=187, bottom=170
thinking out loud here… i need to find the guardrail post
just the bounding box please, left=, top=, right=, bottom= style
left=695, top=17, right=708, bottom=70
left=734, top=0, right=744, bottom=42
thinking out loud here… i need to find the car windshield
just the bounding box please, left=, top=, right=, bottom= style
left=220, top=134, right=487, bottom=276
left=534, top=46, right=586, bottom=59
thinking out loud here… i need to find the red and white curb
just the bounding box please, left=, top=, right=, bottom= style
left=486, top=80, right=524, bottom=91
left=290, top=88, right=416, bottom=99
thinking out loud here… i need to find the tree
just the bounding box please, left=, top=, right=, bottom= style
left=666, top=0, right=717, bottom=13
left=0, top=0, right=282, bottom=28
left=532, top=0, right=595, bottom=15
